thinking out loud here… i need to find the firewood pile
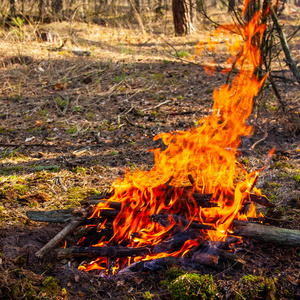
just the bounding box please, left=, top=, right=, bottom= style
left=26, top=182, right=300, bottom=275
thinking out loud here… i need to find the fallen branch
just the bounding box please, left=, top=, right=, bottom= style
left=35, top=218, right=83, bottom=258
left=233, top=220, right=300, bottom=247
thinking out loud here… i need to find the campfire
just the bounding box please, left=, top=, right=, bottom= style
left=27, top=9, right=300, bottom=275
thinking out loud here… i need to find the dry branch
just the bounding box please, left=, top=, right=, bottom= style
left=26, top=209, right=76, bottom=223
left=271, top=8, right=300, bottom=85
left=233, top=220, right=300, bottom=247
left=35, top=218, right=83, bottom=258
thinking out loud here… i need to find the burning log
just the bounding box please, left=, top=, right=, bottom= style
left=153, top=229, right=201, bottom=254
left=232, top=220, right=300, bottom=247
left=118, top=256, right=177, bottom=275
left=56, top=246, right=151, bottom=259
left=249, top=194, right=275, bottom=208
left=150, top=213, right=215, bottom=231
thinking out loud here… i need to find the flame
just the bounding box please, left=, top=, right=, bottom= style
left=79, top=10, right=269, bottom=273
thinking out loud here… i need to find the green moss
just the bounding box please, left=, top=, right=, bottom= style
left=273, top=162, right=295, bottom=170
left=16, top=255, right=26, bottom=266
left=293, top=174, right=300, bottom=183
left=67, top=187, right=97, bottom=206
left=0, top=166, right=24, bottom=175
left=42, top=276, right=61, bottom=295
left=73, top=165, right=87, bottom=175
left=34, top=165, right=60, bottom=172
left=164, top=267, right=185, bottom=283
left=165, top=273, right=217, bottom=300
left=241, top=158, right=249, bottom=165
left=236, top=275, right=277, bottom=300
left=143, top=291, right=154, bottom=299
left=177, top=50, right=189, bottom=58
left=109, top=150, right=118, bottom=156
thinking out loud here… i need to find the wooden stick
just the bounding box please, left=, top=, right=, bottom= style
left=233, top=220, right=300, bottom=247
left=56, top=246, right=151, bottom=259
left=249, top=194, right=275, bottom=208
left=35, top=218, right=83, bottom=258
left=26, top=209, right=76, bottom=223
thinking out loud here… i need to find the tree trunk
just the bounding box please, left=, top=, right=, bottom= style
left=52, top=0, right=63, bottom=14
left=39, top=0, right=44, bottom=20
left=244, top=0, right=260, bottom=23
left=10, top=0, right=16, bottom=17
left=172, top=0, right=192, bottom=35
left=135, top=0, right=140, bottom=12
left=228, top=0, right=235, bottom=12
left=196, top=0, right=206, bottom=13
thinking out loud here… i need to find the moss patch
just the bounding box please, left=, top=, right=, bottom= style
left=164, top=272, right=218, bottom=300
left=236, top=275, right=277, bottom=300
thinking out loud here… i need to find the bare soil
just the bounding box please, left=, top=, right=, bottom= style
left=0, top=8, right=299, bottom=300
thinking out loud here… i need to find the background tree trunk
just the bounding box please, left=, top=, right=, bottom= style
left=52, top=0, right=63, bottom=13
left=228, top=0, right=235, bottom=12
left=172, top=0, right=192, bottom=35
left=10, top=0, right=16, bottom=17
left=39, top=0, right=44, bottom=19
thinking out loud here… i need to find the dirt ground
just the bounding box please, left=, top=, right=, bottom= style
left=0, top=7, right=299, bottom=300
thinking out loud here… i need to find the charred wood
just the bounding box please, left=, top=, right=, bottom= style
left=57, top=246, right=152, bottom=259
left=249, top=194, right=276, bottom=208
left=118, top=256, right=177, bottom=275
left=153, top=229, right=201, bottom=254
left=150, top=213, right=215, bottom=231
left=191, top=252, right=219, bottom=267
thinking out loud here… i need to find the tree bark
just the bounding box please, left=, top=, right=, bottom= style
left=228, top=0, right=235, bottom=12
left=172, top=0, right=192, bottom=35
left=10, top=0, right=16, bottom=17
left=51, top=0, right=63, bottom=14
left=233, top=220, right=300, bottom=247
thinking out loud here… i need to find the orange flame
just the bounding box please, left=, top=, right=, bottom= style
left=80, top=11, right=269, bottom=273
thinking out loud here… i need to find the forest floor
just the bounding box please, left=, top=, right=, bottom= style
left=0, top=6, right=299, bottom=300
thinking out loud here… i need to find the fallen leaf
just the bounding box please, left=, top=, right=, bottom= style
left=25, top=136, right=35, bottom=142
left=55, top=82, right=67, bottom=90
left=35, top=120, right=43, bottom=127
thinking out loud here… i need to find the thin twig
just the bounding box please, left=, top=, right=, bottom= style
left=249, top=127, right=268, bottom=151
left=141, top=100, right=171, bottom=112
left=124, top=116, right=144, bottom=129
